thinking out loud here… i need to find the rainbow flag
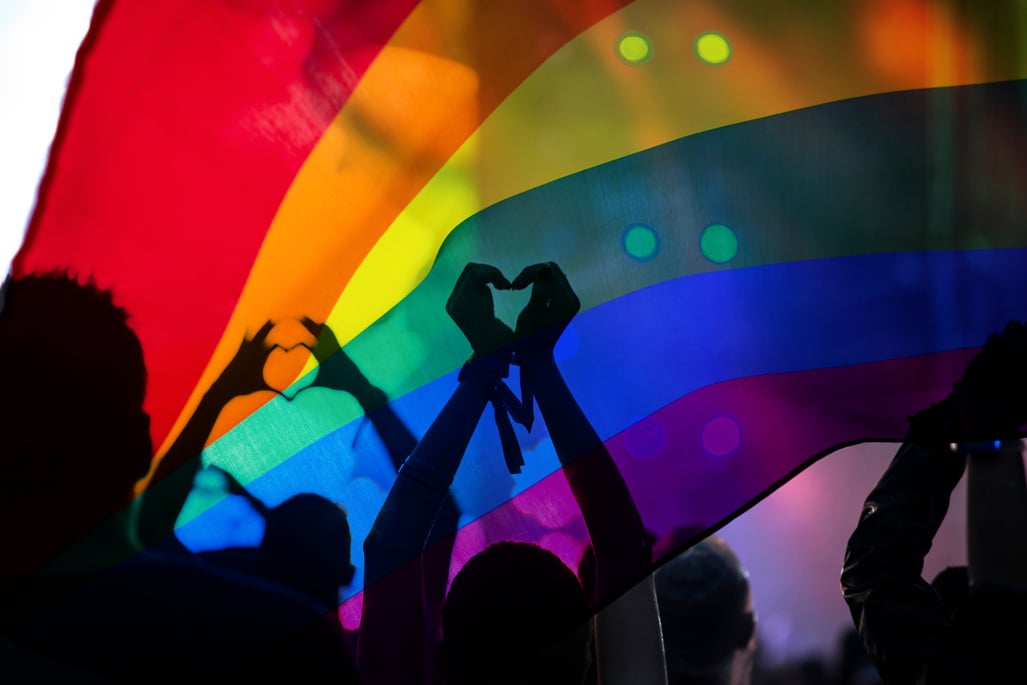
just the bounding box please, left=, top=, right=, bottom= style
left=14, top=0, right=1027, bottom=623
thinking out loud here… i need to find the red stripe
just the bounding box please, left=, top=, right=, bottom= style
left=13, top=0, right=419, bottom=445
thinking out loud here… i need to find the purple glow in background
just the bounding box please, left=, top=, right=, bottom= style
left=340, top=349, right=979, bottom=662
left=340, top=440, right=971, bottom=663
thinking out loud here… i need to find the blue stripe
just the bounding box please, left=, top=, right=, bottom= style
left=179, top=246, right=1027, bottom=596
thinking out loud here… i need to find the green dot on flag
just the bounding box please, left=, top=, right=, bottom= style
left=623, top=224, right=659, bottom=260
left=699, top=223, right=738, bottom=263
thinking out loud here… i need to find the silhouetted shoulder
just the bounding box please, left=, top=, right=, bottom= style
left=199, top=545, right=261, bottom=579
left=11, top=550, right=358, bottom=683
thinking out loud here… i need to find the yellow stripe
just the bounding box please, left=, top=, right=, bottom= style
left=151, top=6, right=482, bottom=463
left=330, top=0, right=1027, bottom=348
left=154, top=0, right=1027, bottom=468
left=152, top=0, right=630, bottom=462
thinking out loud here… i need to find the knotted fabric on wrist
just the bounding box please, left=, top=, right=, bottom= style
left=458, top=353, right=534, bottom=474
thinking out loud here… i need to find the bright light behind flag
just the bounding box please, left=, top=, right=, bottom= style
left=0, top=0, right=95, bottom=273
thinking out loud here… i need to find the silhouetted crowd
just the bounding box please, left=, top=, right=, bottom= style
left=2, top=266, right=1025, bottom=684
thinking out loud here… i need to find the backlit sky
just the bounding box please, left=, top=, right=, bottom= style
left=1, top=0, right=95, bottom=274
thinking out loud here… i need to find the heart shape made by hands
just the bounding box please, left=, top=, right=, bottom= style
left=264, top=343, right=317, bottom=400
left=257, top=317, right=319, bottom=400
left=488, top=280, right=534, bottom=335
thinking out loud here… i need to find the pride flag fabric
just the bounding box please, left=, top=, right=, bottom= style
left=13, top=0, right=1027, bottom=626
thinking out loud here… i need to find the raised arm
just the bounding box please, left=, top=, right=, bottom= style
left=512, top=262, right=650, bottom=599
left=842, top=320, right=1027, bottom=683
left=840, top=400, right=966, bottom=684
left=959, top=321, right=1027, bottom=589
left=135, top=321, right=278, bottom=550
left=512, top=262, right=664, bottom=685
left=298, top=316, right=463, bottom=655
left=358, top=263, right=514, bottom=684
left=298, top=317, right=463, bottom=551
left=298, top=317, right=418, bottom=467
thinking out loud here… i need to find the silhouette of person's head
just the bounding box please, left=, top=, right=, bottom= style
left=0, top=273, right=152, bottom=571
left=438, top=541, right=591, bottom=685
left=259, top=493, right=356, bottom=607
left=655, top=533, right=756, bottom=685
left=1, top=274, right=362, bottom=681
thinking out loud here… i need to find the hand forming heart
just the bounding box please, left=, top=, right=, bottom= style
left=447, top=261, right=580, bottom=363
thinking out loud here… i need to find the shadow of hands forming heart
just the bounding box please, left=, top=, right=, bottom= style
left=264, top=342, right=317, bottom=401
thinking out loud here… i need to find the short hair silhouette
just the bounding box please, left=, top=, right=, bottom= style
left=259, top=493, right=356, bottom=607
left=1, top=273, right=361, bottom=681
left=439, top=541, right=591, bottom=685
left=655, top=534, right=755, bottom=685
left=0, top=272, right=151, bottom=571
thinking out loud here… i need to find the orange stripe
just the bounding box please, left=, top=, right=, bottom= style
left=333, top=0, right=1025, bottom=351
left=153, top=0, right=631, bottom=461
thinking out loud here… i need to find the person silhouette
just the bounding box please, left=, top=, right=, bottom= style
left=358, top=262, right=666, bottom=685
left=135, top=320, right=386, bottom=605
left=0, top=272, right=358, bottom=682
left=137, top=314, right=459, bottom=664
left=842, top=321, right=1027, bottom=684
left=653, top=532, right=757, bottom=685
left=193, top=482, right=357, bottom=610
